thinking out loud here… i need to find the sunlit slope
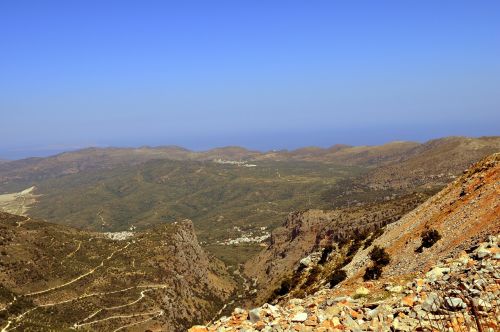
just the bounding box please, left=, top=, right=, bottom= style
left=24, top=159, right=364, bottom=242
left=0, top=212, right=234, bottom=331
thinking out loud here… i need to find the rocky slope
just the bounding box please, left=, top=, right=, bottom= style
left=244, top=193, right=431, bottom=304
left=192, top=153, right=499, bottom=331
left=0, top=212, right=235, bottom=331
left=344, top=152, right=500, bottom=280
left=191, top=236, right=499, bottom=331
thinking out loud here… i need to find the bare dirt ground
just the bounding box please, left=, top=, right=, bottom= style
left=0, top=187, right=38, bottom=216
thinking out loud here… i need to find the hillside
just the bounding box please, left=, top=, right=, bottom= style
left=191, top=153, right=500, bottom=331
left=0, top=136, right=497, bottom=267
left=2, top=137, right=498, bottom=189
left=253, top=141, right=420, bottom=165
left=248, top=153, right=499, bottom=305
left=191, top=236, right=499, bottom=331
left=0, top=158, right=362, bottom=267
left=0, top=212, right=235, bottom=331
left=360, top=136, right=500, bottom=190
left=344, top=151, right=500, bottom=279
left=321, top=136, right=500, bottom=207
left=244, top=193, right=431, bottom=304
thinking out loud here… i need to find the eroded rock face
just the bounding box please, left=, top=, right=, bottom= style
left=244, top=194, right=427, bottom=304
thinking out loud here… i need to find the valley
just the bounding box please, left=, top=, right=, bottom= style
left=0, top=159, right=366, bottom=265
left=1, top=136, right=498, bottom=267
left=0, top=187, right=37, bottom=216
left=192, top=152, right=500, bottom=332
left=0, top=137, right=498, bottom=331
left=3, top=0, right=500, bottom=329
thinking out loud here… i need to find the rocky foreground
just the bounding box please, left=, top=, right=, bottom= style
left=190, top=236, right=499, bottom=331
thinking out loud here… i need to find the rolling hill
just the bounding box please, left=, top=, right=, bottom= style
left=0, top=136, right=498, bottom=267
left=0, top=212, right=235, bottom=331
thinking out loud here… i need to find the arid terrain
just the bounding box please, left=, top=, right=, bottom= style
left=0, top=137, right=498, bottom=331
left=191, top=152, right=500, bottom=332
left=0, top=213, right=234, bottom=331
left=0, top=187, right=37, bottom=216
left=0, top=136, right=498, bottom=264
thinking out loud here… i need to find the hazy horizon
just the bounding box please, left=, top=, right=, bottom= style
left=2, top=131, right=499, bottom=161
left=2, top=1, right=499, bottom=159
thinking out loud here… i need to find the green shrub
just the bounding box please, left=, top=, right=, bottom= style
left=421, top=229, right=441, bottom=248
left=369, top=246, right=390, bottom=266
left=329, top=269, right=347, bottom=287
left=303, top=266, right=321, bottom=288
left=363, top=265, right=383, bottom=281
left=363, top=246, right=390, bottom=280
left=415, top=229, right=441, bottom=253
left=363, top=228, right=385, bottom=249
left=318, top=245, right=333, bottom=264
left=347, top=240, right=362, bottom=257
left=270, top=277, right=291, bottom=301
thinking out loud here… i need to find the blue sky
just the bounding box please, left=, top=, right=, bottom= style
left=1, top=1, right=499, bottom=159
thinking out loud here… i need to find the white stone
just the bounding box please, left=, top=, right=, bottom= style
left=291, top=312, right=307, bottom=322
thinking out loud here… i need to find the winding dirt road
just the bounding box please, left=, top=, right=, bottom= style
left=0, top=238, right=172, bottom=332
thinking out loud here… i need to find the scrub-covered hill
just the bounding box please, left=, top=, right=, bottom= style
left=0, top=212, right=235, bottom=331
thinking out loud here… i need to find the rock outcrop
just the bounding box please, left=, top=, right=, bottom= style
left=245, top=194, right=428, bottom=304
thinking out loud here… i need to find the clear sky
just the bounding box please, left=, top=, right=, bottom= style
left=1, top=1, right=499, bottom=159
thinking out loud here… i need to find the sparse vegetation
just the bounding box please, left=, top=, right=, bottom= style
left=363, top=265, right=383, bottom=281
left=318, top=245, right=334, bottom=264
left=1, top=158, right=364, bottom=265
left=329, top=269, right=347, bottom=287
left=0, top=212, right=234, bottom=331
left=363, top=246, right=390, bottom=281
left=415, top=229, right=442, bottom=253
left=303, top=266, right=321, bottom=289
left=363, top=228, right=385, bottom=249
left=369, top=246, right=391, bottom=266
left=274, top=278, right=292, bottom=297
